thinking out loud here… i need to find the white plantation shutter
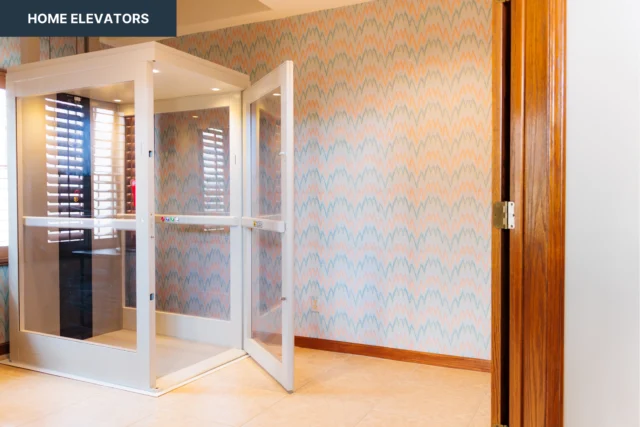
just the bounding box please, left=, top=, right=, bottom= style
left=91, top=103, right=125, bottom=239
left=202, top=128, right=226, bottom=214
left=0, top=87, right=8, bottom=248
left=124, top=116, right=135, bottom=214
left=45, top=96, right=87, bottom=243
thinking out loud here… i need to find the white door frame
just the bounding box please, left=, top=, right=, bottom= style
left=241, top=61, right=295, bottom=392
left=124, top=92, right=244, bottom=352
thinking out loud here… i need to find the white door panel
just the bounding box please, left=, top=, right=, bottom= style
left=241, top=61, right=294, bottom=392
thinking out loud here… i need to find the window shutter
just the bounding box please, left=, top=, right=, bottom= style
left=202, top=127, right=227, bottom=214
left=91, top=102, right=125, bottom=239
left=45, top=95, right=88, bottom=243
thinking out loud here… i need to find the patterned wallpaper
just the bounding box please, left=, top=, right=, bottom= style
left=153, top=109, right=232, bottom=319
left=252, top=109, right=284, bottom=351
left=0, top=38, right=20, bottom=68
left=256, top=109, right=282, bottom=217
left=0, top=0, right=492, bottom=358
left=39, top=37, right=85, bottom=61
left=163, top=0, right=493, bottom=358
left=0, top=37, right=82, bottom=69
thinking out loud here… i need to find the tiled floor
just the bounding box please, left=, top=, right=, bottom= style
left=0, top=348, right=490, bottom=427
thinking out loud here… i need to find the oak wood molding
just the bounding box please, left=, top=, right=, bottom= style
left=491, top=1, right=510, bottom=424
left=508, top=0, right=566, bottom=426
left=510, top=0, right=526, bottom=424
left=295, top=337, right=490, bottom=373
left=0, top=342, right=8, bottom=356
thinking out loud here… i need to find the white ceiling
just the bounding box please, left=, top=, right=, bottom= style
left=102, top=0, right=372, bottom=47
left=67, top=62, right=240, bottom=104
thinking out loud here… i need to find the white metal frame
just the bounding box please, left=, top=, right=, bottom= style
left=5, top=43, right=295, bottom=395
left=241, top=61, right=295, bottom=392
left=142, top=92, right=244, bottom=353
left=7, top=57, right=156, bottom=390
left=5, top=43, right=251, bottom=393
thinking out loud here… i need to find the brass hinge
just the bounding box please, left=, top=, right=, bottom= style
left=494, top=425, right=508, bottom=427
left=493, top=201, right=515, bottom=230
left=496, top=0, right=510, bottom=3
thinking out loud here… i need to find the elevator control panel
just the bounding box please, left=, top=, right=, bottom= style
left=160, top=216, right=180, bottom=223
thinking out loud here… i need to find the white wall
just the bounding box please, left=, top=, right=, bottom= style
left=566, top=0, right=640, bottom=425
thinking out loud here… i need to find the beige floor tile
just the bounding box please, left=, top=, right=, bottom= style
left=371, top=369, right=488, bottom=427
left=0, top=349, right=492, bottom=427
left=295, top=353, right=427, bottom=408
left=131, top=409, right=232, bottom=427
left=294, top=348, right=351, bottom=364
left=469, top=391, right=491, bottom=427
left=242, top=393, right=372, bottom=427
left=344, top=354, right=421, bottom=375
left=298, top=362, right=413, bottom=405
left=412, top=364, right=490, bottom=391
left=164, top=381, right=286, bottom=426
left=205, top=358, right=284, bottom=393
left=19, top=388, right=163, bottom=427
left=293, top=349, right=352, bottom=390
left=354, top=410, right=433, bottom=427
left=0, top=371, right=106, bottom=426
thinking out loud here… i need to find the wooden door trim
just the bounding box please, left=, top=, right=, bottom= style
left=491, top=1, right=510, bottom=424
left=492, top=0, right=566, bottom=426
left=295, top=336, right=491, bottom=373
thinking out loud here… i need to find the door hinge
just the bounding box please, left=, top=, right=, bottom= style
left=493, top=201, right=515, bottom=230
left=494, top=425, right=508, bottom=427
left=496, top=0, right=509, bottom=3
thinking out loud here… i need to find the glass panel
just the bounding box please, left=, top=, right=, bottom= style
left=154, top=108, right=230, bottom=216
left=22, top=227, right=134, bottom=350
left=251, top=229, right=282, bottom=361
left=155, top=223, right=231, bottom=320
left=250, top=89, right=281, bottom=219
left=0, top=88, right=7, bottom=247
left=18, top=82, right=136, bottom=350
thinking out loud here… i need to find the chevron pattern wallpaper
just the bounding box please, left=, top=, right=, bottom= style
left=0, top=38, right=20, bottom=68
left=0, top=0, right=492, bottom=358
left=163, top=0, right=493, bottom=359
left=0, top=37, right=83, bottom=69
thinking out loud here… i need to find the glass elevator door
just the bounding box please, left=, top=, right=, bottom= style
left=241, top=61, right=295, bottom=392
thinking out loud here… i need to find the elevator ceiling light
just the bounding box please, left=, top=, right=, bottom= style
left=211, top=87, right=220, bottom=91
left=153, top=69, right=160, bottom=73
left=273, top=93, right=281, bottom=96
